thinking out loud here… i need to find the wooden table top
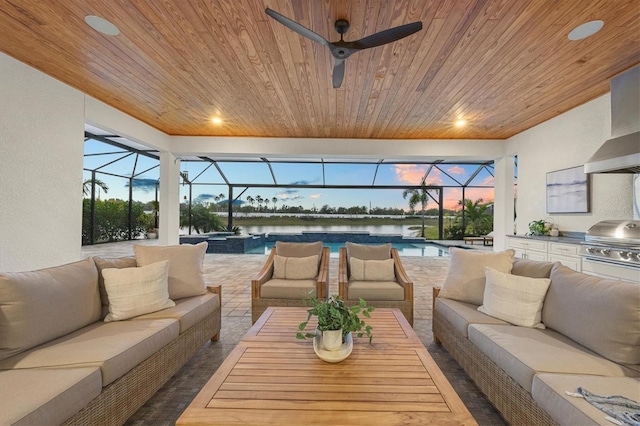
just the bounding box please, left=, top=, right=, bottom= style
left=177, top=307, right=477, bottom=425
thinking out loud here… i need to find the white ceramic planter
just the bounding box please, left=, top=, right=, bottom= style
left=322, top=329, right=343, bottom=351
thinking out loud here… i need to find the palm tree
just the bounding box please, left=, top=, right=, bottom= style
left=403, top=184, right=430, bottom=238
left=246, top=195, right=255, bottom=212
left=83, top=178, right=109, bottom=197
left=458, top=198, right=492, bottom=236
left=271, top=196, right=278, bottom=212
left=256, top=195, right=264, bottom=212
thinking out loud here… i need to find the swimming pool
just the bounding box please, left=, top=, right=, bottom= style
left=245, top=242, right=450, bottom=257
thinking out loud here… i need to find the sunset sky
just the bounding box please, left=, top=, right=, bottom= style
left=84, top=139, right=496, bottom=212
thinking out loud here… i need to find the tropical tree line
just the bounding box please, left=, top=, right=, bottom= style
left=83, top=178, right=492, bottom=241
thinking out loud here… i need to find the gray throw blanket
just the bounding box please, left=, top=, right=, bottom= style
left=568, top=387, right=640, bottom=426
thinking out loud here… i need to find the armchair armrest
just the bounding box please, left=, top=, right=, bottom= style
left=251, top=247, right=276, bottom=298
left=315, top=247, right=330, bottom=299
left=391, top=248, right=413, bottom=302
left=338, top=247, right=349, bottom=299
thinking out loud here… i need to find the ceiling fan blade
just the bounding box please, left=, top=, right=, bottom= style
left=352, top=21, right=423, bottom=50
left=332, top=59, right=345, bottom=88
left=265, top=8, right=330, bottom=48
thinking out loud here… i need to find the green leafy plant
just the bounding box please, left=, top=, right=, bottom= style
left=528, top=220, right=550, bottom=236
left=297, top=295, right=375, bottom=343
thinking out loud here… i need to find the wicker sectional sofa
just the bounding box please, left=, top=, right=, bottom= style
left=433, top=257, right=639, bottom=426
left=0, top=251, right=222, bottom=426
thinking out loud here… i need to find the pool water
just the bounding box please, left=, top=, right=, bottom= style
left=246, top=242, right=450, bottom=257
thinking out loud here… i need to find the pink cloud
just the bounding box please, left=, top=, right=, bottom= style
left=310, top=193, right=322, bottom=199
left=394, top=164, right=426, bottom=184
left=394, top=164, right=444, bottom=185
left=447, top=165, right=465, bottom=175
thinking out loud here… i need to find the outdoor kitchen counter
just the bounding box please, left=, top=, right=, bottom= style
left=508, top=234, right=585, bottom=245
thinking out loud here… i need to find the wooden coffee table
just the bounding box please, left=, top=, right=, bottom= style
left=177, top=307, right=477, bottom=425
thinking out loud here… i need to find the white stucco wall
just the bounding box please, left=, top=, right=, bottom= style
left=0, top=52, right=85, bottom=271
left=507, top=94, right=633, bottom=235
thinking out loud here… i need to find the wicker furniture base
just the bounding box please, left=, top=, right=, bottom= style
left=433, top=310, right=558, bottom=426
left=63, top=312, right=221, bottom=426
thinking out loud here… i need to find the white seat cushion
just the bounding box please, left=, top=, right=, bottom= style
left=260, top=279, right=316, bottom=299
left=435, top=297, right=509, bottom=337
left=0, top=367, right=101, bottom=426
left=532, top=374, right=640, bottom=426
left=348, top=280, right=404, bottom=301
left=468, top=324, right=638, bottom=393
left=133, top=292, right=220, bottom=333
left=0, top=318, right=179, bottom=386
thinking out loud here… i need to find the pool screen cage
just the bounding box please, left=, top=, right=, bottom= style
left=83, top=128, right=503, bottom=245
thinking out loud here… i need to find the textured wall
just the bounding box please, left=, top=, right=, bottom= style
left=0, top=53, right=85, bottom=271
left=507, top=94, right=633, bottom=235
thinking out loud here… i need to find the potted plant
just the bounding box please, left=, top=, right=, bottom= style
left=528, top=219, right=550, bottom=236
left=296, top=295, right=375, bottom=347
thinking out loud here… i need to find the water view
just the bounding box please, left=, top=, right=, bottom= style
left=246, top=241, right=449, bottom=257
left=238, top=224, right=424, bottom=236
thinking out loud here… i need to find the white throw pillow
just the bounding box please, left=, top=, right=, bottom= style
left=102, top=260, right=175, bottom=322
left=439, top=248, right=515, bottom=305
left=349, top=258, right=395, bottom=281
left=478, top=267, right=551, bottom=328
left=273, top=255, right=319, bottom=280
left=134, top=242, right=207, bottom=300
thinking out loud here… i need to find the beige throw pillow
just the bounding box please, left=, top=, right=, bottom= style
left=134, top=242, right=207, bottom=300
left=439, top=248, right=515, bottom=305
left=349, top=258, right=395, bottom=281
left=0, top=258, right=102, bottom=362
left=275, top=241, right=323, bottom=258
left=346, top=242, right=391, bottom=260
left=102, top=260, right=175, bottom=322
left=93, top=256, right=137, bottom=317
left=273, top=255, right=319, bottom=280
left=542, top=264, right=640, bottom=365
left=478, top=267, right=551, bottom=328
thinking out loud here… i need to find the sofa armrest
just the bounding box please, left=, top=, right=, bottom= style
left=251, top=247, right=276, bottom=298
left=391, top=248, right=413, bottom=301
left=206, top=285, right=222, bottom=305
left=432, top=286, right=441, bottom=344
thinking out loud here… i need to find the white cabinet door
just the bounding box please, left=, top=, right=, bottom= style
left=548, top=253, right=581, bottom=271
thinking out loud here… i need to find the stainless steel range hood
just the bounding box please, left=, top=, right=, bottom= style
left=584, top=65, right=640, bottom=174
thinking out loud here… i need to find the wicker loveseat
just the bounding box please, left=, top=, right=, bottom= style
left=433, top=253, right=639, bottom=426
left=0, top=243, right=222, bottom=426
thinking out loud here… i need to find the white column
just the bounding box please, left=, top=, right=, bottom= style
left=493, top=155, right=515, bottom=251
left=159, top=152, right=181, bottom=245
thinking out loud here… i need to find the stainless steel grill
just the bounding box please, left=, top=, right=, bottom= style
left=579, top=220, right=640, bottom=268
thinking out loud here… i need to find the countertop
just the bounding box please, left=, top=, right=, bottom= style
left=508, top=234, right=585, bottom=245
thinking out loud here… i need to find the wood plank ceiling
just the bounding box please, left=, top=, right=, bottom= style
left=0, top=0, right=638, bottom=139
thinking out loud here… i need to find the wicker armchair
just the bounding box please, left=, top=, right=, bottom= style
left=251, top=242, right=330, bottom=323
left=338, top=245, right=414, bottom=325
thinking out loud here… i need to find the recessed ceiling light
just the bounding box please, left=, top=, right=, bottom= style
left=568, top=20, right=603, bottom=41
left=211, top=117, right=223, bottom=125
left=85, top=15, right=120, bottom=36
left=455, top=119, right=466, bottom=127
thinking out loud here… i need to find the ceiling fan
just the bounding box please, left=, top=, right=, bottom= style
left=265, top=8, right=423, bottom=88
